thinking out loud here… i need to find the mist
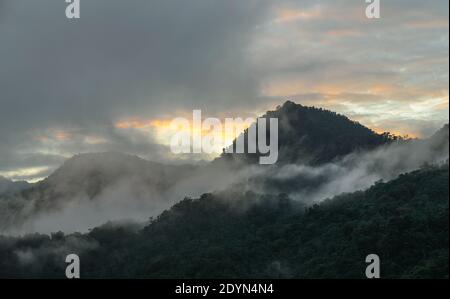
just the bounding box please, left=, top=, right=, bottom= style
left=1, top=125, right=448, bottom=235
left=241, top=128, right=449, bottom=203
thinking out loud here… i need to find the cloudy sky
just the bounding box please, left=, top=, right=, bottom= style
left=0, top=0, right=448, bottom=182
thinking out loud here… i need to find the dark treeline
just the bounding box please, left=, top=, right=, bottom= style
left=0, top=164, right=448, bottom=279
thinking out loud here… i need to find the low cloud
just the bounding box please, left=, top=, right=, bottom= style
left=1, top=125, right=447, bottom=235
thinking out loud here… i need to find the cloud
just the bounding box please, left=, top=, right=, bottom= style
left=0, top=0, right=271, bottom=179
left=234, top=129, right=449, bottom=204
left=251, top=0, right=449, bottom=136
left=0, top=0, right=448, bottom=181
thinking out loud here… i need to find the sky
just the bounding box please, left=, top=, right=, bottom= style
left=0, top=0, right=448, bottom=182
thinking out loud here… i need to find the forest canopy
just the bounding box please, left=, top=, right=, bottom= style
left=0, top=164, right=448, bottom=279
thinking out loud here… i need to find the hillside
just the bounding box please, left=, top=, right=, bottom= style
left=0, top=152, right=198, bottom=232
left=219, top=101, right=395, bottom=165
left=1, top=105, right=447, bottom=234
left=0, top=176, right=30, bottom=198
left=1, top=164, right=447, bottom=278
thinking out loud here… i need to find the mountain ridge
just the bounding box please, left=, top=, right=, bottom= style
left=0, top=176, right=30, bottom=198
left=0, top=102, right=448, bottom=233
left=219, top=100, right=402, bottom=165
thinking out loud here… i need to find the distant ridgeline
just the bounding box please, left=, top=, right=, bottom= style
left=0, top=176, right=30, bottom=198
left=0, top=163, right=447, bottom=279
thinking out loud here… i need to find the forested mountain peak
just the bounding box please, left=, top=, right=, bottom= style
left=220, top=100, right=395, bottom=165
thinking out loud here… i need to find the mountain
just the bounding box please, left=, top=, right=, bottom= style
left=43, top=152, right=196, bottom=200
left=1, top=164, right=447, bottom=278
left=219, top=101, right=395, bottom=165
left=0, top=102, right=448, bottom=278
left=0, top=152, right=199, bottom=232
left=0, top=176, right=30, bottom=197
left=1, top=103, right=448, bottom=233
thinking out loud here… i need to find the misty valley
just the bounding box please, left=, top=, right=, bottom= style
left=0, top=102, right=448, bottom=279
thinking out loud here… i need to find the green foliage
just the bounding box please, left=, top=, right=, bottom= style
left=0, top=165, right=448, bottom=279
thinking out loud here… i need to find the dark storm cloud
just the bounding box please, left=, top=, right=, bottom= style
left=1, top=0, right=268, bottom=122
left=0, top=0, right=448, bottom=181
left=0, top=0, right=270, bottom=175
